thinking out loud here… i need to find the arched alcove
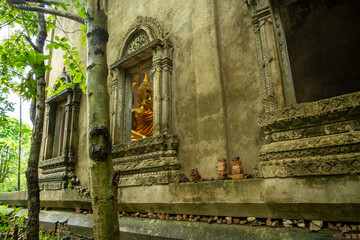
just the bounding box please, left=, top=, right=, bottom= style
left=109, top=16, right=185, bottom=187
left=39, top=70, right=82, bottom=190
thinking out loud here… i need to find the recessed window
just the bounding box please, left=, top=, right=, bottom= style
left=279, top=0, right=360, bottom=103
left=52, top=101, right=66, bottom=157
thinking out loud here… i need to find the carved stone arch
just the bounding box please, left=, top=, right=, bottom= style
left=117, top=16, right=168, bottom=60
left=109, top=16, right=185, bottom=188
left=39, top=70, right=82, bottom=190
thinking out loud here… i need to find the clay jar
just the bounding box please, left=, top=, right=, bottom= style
left=217, top=158, right=228, bottom=180
left=231, top=157, right=243, bottom=175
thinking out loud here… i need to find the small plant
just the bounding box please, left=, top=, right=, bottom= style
left=39, top=230, right=63, bottom=240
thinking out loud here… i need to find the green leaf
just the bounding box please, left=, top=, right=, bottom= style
left=48, top=23, right=56, bottom=30
left=55, top=36, right=60, bottom=41
left=20, top=128, right=32, bottom=134
left=78, top=7, right=86, bottom=18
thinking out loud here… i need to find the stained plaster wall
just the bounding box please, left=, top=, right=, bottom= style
left=41, top=0, right=264, bottom=184
left=107, top=0, right=264, bottom=178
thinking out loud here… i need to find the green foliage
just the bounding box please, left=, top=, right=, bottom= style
left=0, top=117, right=31, bottom=192
left=0, top=0, right=86, bottom=118
left=0, top=205, right=24, bottom=236
left=0, top=206, right=63, bottom=239
left=46, top=38, right=86, bottom=96
left=0, top=205, right=10, bottom=233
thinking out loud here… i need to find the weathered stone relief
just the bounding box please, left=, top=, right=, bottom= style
left=127, top=32, right=150, bottom=55
left=250, top=1, right=360, bottom=178
left=257, top=92, right=360, bottom=177
left=250, top=0, right=295, bottom=110
left=39, top=71, right=81, bottom=190
left=110, top=17, right=185, bottom=187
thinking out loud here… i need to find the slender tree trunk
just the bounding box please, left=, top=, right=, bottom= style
left=26, top=72, right=45, bottom=240
left=18, top=94, right=22, bottom=191
left=86, top=1, right=120, bottom=239
left=26, top=9, right=47, bottom=240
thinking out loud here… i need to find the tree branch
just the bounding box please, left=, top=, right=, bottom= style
left=20, top=10, right=38, bottom=50
left=45, top=39, right=85, bottom=77
left=26, top=0, right=66, bottom=5
left=35, top=4, right=47, bottom=53
left=7, top=2, right=85, bottom=24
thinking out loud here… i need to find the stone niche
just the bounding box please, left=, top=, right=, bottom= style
left=250, top=0, right=360, bottom=177
left=110, top=16, right=186, bottom=187
left=39, top=71, right=82, bottom=190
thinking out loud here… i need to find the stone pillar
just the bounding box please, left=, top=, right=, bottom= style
left=62, top=97, right=72, bottom=156
left=161, top=44, right=173, bottom=135
left=251, top=0, right=296, bottom=110
left=110, top=68, right=119, bottom=144
left=152, top=46, right=163, bottom=136
left=44, top=105, right=55, bottom=160
left=152, top=43, right=173, bottom=135
left=42, top=107, right=50, bottom=160
left=69, top=89, right=81, bottom=156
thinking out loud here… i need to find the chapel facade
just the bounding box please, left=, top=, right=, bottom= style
left=7, top=0, right=360, bottom=238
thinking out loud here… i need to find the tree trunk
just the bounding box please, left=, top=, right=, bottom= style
left=85, top=1, right=120, bottom=239
left=26, top=72, right=45, bottom=240
left=26, top=9, right=47, bottom=240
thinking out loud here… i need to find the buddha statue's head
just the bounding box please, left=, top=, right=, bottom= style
left=137, top=72, right=153, bottom=110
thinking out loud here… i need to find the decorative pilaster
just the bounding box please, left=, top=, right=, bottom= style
left=42, top=107, right=51, bottom=161
left=161, top=43, right=173, bottom=135
left=152, top=43, right=173, bottom=135
left=69, top=88, right=81, bottom=156
left=152, top=46, right=163, bottom=136
left=110, top=68, right=119, bottom=143
left=250, top=0, right=295, bottom=111
left=62, top=101, right=72, bottom=156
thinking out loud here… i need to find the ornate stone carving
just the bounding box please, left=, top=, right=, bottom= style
left=117, top=171, right=186, bottom=187
left=260, top=157, right=360, bottom=178
left=259, top=91, right=360, bottom=133
left=127, top=32, right=150, bottom=55
left=250, top=0, right=295, bottom=110
left=40, top=71, right=81, bottom=190
left=109, top=17, right=183, bottom=186
left=113, top=134, right=186, bottom=187
left=257, top=92, right=360, bottom=178
left=124, top=16, right=167, bottom=44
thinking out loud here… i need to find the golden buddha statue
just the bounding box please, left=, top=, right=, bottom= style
left=131, top=72, right=153, bottom=140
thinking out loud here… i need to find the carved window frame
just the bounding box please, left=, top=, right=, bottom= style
left=110, top=16, right=174, bottom=144
left=109, top=17, right=185, bottom=187
left=39, top=71, right=82, bottom=190
left=250, top=0, right=297, bottom=111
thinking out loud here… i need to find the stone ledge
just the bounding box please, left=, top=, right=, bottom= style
left=1, top=209, right=341, bottom=240
left=119, top=217, right=337, bottom=240
left=258, top=91, right=360, bottom=133
left=118, top=175, right=360, bottom=222
left=0, top=175, right=358, bottom=222
left=0, top=189, right=91, bottom=209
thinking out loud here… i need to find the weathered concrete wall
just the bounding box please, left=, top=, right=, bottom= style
left=1, top=175, right=359, bottom=222
left=107, top=0, right=263, bottom=178
left=215, top=0, right=264, bottom=173
left=41, top=1, right=268, bottom=184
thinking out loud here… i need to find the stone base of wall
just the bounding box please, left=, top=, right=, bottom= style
left=0, top=175, right=358, bottom=222
left=1, top=209, right=346, bottom=240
